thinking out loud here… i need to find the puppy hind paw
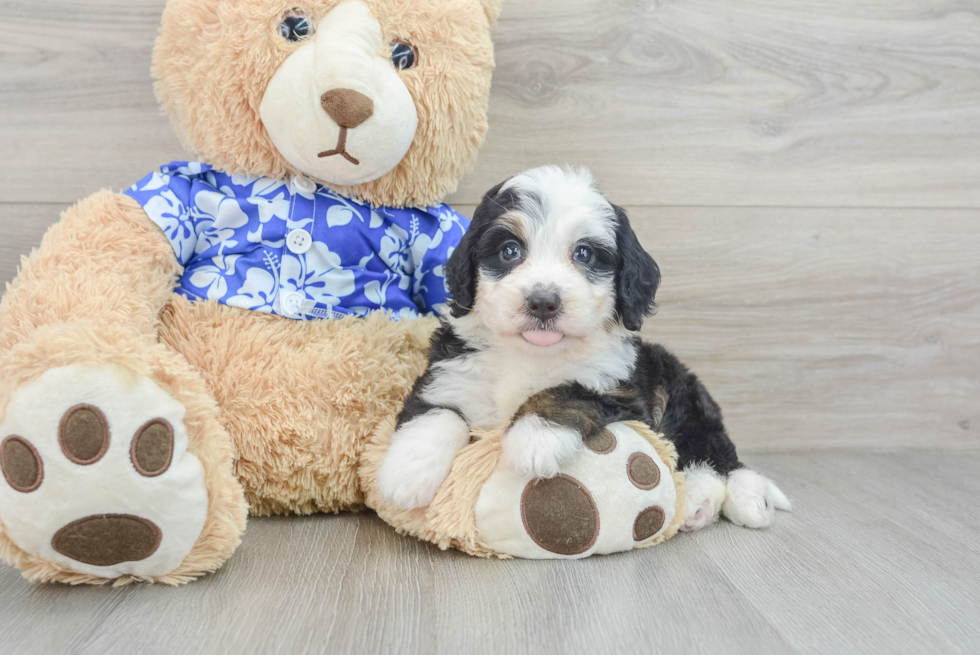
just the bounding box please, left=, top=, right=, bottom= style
left=722, top=468, right=790, bottom=528
left=501, top=415, right=583, bottom=480
left=679, top=464, right=726, bottom=532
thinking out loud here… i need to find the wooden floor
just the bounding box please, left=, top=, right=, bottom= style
left=1, top=0, right=979, bottom=653
left=0, top=452, right=976, bottom=655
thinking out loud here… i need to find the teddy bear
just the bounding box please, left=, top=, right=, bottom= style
left=0, top=0, right=685, bottom=586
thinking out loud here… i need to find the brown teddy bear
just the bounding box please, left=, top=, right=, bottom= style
left=0, top=0, right=684, bottom=586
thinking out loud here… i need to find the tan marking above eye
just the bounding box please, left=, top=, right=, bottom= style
left=1, top=436, right=43, bottom=493
left=59, top=405, right=110, bottom=465
left=131, top=419, right=175, bottom=478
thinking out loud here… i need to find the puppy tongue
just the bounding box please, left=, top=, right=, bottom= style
left=522, top=330, right=564, bottom=346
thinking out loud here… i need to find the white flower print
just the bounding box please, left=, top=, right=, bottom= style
left=141, top=188, right=195, bottom=263
left=226, top=266, right=277, bottom=313
left=192, top=189, right=251, bottom=254
left=187, top=254, right=243, bottom=300
left=281, top=242, right=356, bottom=308
left=380, top=223, right=411, bottom=275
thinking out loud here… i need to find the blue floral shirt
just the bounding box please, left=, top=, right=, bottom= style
left=124, top=162, right=468, bottom=320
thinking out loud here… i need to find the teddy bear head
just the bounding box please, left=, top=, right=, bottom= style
left=154, top=0, right=501, bottom=208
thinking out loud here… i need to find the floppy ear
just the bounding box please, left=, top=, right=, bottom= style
left=446, top=180, right=508, bottom=317
left=612, top=204, right=660, bottom=332
left=477, top=0, right=503, bottom=26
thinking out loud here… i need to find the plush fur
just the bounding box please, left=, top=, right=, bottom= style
left=155, top=0, right=498, bottom=208
left=0, top=0, right=499, bottom=584
left=377, top=167, right=790, bottom=529
left=0, top=194, right=247, bottom=584
left=362, top=418, right=687, bottom=557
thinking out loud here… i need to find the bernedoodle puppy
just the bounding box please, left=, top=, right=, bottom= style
left=377, top=166, right=791, bottom=531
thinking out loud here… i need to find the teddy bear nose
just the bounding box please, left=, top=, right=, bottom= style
left=320, top=88, right=375, bottom=129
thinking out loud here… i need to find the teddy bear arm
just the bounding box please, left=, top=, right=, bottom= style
left=0, top=191, right=181, bottom=355
left=0, top=190, right=248, bottom=584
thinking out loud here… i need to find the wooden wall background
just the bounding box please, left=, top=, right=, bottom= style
left=1, top=0, right=978, bottom=452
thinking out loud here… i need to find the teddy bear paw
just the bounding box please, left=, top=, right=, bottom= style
left=0, top=365, right=209, bottom=579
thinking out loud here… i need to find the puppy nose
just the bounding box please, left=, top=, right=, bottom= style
left=525, top=290, right=562, bottom=322
left=320, top=88, right=374, bottom=128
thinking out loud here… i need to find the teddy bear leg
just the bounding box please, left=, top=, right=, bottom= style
left=0, top=344, right=247, bottom=585
left=0, top=191, right=247, bottom=584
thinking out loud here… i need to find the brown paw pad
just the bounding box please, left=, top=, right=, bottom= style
left=521, top=474, right=599, bottom=556
left=52, top=514, right=162, bottom=567
left=634, top=506, right=666, bottom=541
left=131, top=419, right=174, bottom=477
left=584, top=429, right=617, bottom=454
left=59, top=404, right=110, bottom=465
left=627, top=452, right=661, bottom=490
left=1, top=436, right=43, bottom=493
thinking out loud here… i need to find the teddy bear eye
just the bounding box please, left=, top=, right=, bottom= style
left=391, top=41, right=418, bottom=70
left=279, top=8, right=314, bottom=42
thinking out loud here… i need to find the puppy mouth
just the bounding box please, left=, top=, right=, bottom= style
left=317, top=127, right=360, bottom=165
left=521, top=328, right=565, bottom=347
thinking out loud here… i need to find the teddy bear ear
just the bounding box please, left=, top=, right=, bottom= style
left=478, top=0, right=502, bottom=26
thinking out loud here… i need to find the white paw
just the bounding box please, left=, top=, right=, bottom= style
left=501, top=415, right=583, bottom=479
left=0, top=365, right=208, bottom=578
left=377, top=409, right=470, bottom=510
left=722, top=468, right=792, bottom=529
left=679, top=463, right=727, bottom=532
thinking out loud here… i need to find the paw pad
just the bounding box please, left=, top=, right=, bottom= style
left=1, top=436, right=43, bottom=493
left=584, top=429, right=616, bottom=454
left=476, top=422, right=677, bottom=558
left=52, top=514, right=162, bottom=567
left=59, top=405, right=109, bottom=465
left=0, top=365, right=209, bottom=578
left=627, top=452, right=661, bottom=490
left=520, top=475, right=599, bottom=556
left=131, top=419, right=174, bottom=477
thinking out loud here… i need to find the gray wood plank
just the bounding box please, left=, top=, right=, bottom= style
left=2, top=204, right=979, bottom=452
left=2, top=1, right=980, bottom=207
left=0, top=452, right=978, bottom=654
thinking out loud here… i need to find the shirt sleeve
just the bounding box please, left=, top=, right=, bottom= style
left=123, top=162, right=213, bottom=266
left=412, top=205, right=471, bottom=316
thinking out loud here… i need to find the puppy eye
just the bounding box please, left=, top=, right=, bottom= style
left=500, top=242, right=523, bottom=262
left=279, top=8, right=314, bottom=42
left=391, top=41, right=418, bottom=70
left=573, top=245, right=596, bottom=265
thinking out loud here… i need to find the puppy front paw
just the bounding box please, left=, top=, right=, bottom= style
left=376, top=409, right=470, bottom=510
left=502, top=415, right=583, bottom=479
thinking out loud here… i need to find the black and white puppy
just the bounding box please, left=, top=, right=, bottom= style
left=377, top=166, right=790, bottom=531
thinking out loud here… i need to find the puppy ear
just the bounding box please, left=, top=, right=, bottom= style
left=446, top=180, right=508, bottom=317
left=613, top=204, right=660, bottom=332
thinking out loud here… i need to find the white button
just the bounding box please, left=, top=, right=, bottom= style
left=287, top=229, right=313, bottom=254
left=281, top=292, right=306, bottom=317
left=291, top=175, right=317, bottom=195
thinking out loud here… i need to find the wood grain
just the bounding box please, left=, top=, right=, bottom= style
left=0, top=452, right=977, bottom=655
left=2, top=1, right=980, bottom=206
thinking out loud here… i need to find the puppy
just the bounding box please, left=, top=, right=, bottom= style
left=377, top=166, right=790, bottom=531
